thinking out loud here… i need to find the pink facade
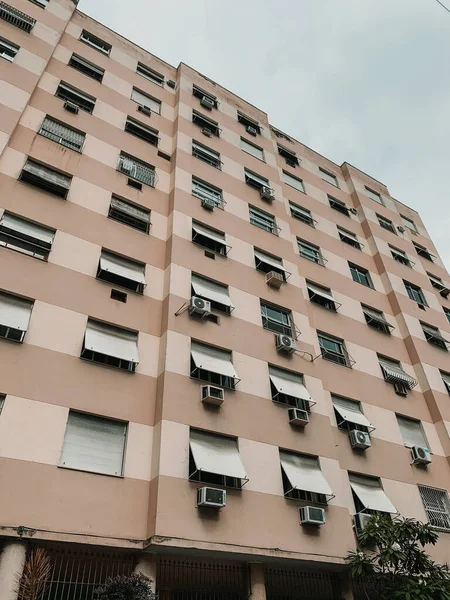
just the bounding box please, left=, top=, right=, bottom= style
left=1, top=2, right=450, bottom=599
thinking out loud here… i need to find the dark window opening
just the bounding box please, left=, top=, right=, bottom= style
left=80, top=348, right=136, bottom=372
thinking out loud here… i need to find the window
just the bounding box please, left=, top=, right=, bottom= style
left=389, top=245, right=412, bottom=267
left=249, top=206, right=279, bottom=235
left=401, top=215, right=417, bottom=232
left=297, top=238, right=325, bottom=265
left=131, top=88, right=161, bottom=115
left=0, top=212, right=55, bottom=260
left=282, top=171, right=305, bottom=192
left=349, top=474, right=397, bottom=515
left=427, top=273, right=448, bottom=295
left=361, top=305, right=393, bottom=334
left=404, top=280, right=427, bottom=306
left=81, top=319, right=139, bottom=372
left=97, top=250, right=146, bottom=294
left=20, top=159, right=72, bottom=199
left=0, top=36, right=18, bottom=61
left=192, top=141, right=221, bottom=169
left=0, top=394, right=4, bottom=415
left=192, top=177, right=224, bottom=209
left=244, top=168, right=270, bottom=191
left=338, top=227, right=362, bottom=250
left=421, top=322, right=448, bottom=351
left=364, top=186, right=383, bottom=204
left=56, top=82, right=96, bottom=113
left=280, top=451, right=333, bottom=504
left=332, top=395, right=373, bottom=433
left=189, top=429, right=247, bottom=489
left=117, top=153, right=155, bottom=187
left=378, top=355, right=417, bottom=394
left=289, top=202, right=315, bottom=227
left=237, top=112, right=261, bottom=135
left=272, top=127, right=291, bottom=142
left=444, top=307, right=450, bottom=324
left=307, top=281, right=339, bottom=312
left=377, top=214, right=396, bottom=234
left=278, top=145, right=298, bottom=167
left=0, top=291, right=33, bottom=343
left=60, top=411, right=126, bottom=476
left=192, top=274, right=233, bottom=314
left=29, top=0, right=48, bottom=7
left=269, top=366, right=314, bottom=410
left=39, top=116, right=85, bottom=152
left=328, top=196, right=350, bottom=216
left=419, top=486, right=450, bottom=531
left=318, top=332, right=353, bottom=367
left=192, top=221, right=228, bottom=256
left=413, top=242, right=435, bottom=262
left=192, top=85, right=218, bottom=109
left=349, top=263, right=373, bottom=288
left=0, top=2, right=35, bottom=32
left=137, top=62, right=164, bottom=86
left=441, top=371, right=450, bottom=394
left=319, top=167, right=338, bottom=187
left=192, top=110, right=220, bottom=136
left=68, top=54, right=104, bottom=82
left=79, top=30, right=111, bottom=55
left=397, top=415, right=427, bottom=449
left=124, top=117, right=159, bottom=146
left=260, top=301, right=293, bottom=336
left=108, top=196, right=150, bottom=233
left=190, top=341, right=239, bottom=389
left=241, top=138, right=264, bottom=161
left=254, top=248, right=288, bottom=280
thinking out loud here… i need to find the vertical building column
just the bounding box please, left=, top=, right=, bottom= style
left=0, top=542, right=27, bottom=600
left=134, top=553, right=157, bottom=593
left=249, top=563, right=266, bottom=600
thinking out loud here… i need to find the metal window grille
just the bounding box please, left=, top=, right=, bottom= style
left=39, top=117, right=85, bottom=152
left=192, top=179, right=224, bottom=208
left=265, top=566, right=342, bottom=600
left=297, top=239, right=326, bottom=265
left=419, top=485, right=450, bottom=531
left=0, top=1, right=36, bottom=32
left=249, top=207, right=279, bottom=234
left=117, top=154, right=155, bottom=187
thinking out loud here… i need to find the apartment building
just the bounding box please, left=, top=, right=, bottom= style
left=1, top=1, right=450, bottom=598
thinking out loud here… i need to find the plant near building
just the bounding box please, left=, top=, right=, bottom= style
left=346, top=514, right=450, bottom=599
left=95, top=573, right=154, bottom=600
left=16, top=548, right=52, bottom=600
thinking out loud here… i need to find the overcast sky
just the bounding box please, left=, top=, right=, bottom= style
left=80, top=0, right=450, bottom=270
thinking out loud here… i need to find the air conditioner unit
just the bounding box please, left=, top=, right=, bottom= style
left=246, top=125, right=258, bottom=136
left=189, top=296, right=211, bottom=318
left=397, top=226, right=405, bottom=233
left=201, top=385, right=224, bottom=406
left=260, top=186, right=274, bottom=202
left=349, top=207, right=358, bottom=215
left=288, top=408, right=309, bottom=427
left=197, top=487, right=226, bottom=508
left=201, top=196, right=216, bottom=210
left=138, top=105, right=152, bottom=116
left=355, top=512, right=372, bottom=532
left=349, top=429, right=371, bottom=450
left=276, top=334, right=296, bottom=355
left=411, top=446, right=432, bottom=465
left=200, top=96, right=215, bottom=110
left=299, top=506, right=325, bottom=526
left=167, top=80, right=176, bottom=89
left=64, top=101, right=79, bottom=114
left=201, top=127, right=212, bottom=137
left=393, top=381, right=408, bottom=397
left=265, top=271, right=284, bottom=289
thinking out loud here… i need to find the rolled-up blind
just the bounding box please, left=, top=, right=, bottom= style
left=0, top=291, right=33, bottom=331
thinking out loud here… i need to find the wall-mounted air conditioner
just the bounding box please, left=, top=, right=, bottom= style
left=201, top=385, right=224, bottom=406
left=276, top=334, right=296, bottom=355
left=299, top=506, right=325, bottom=526
left=189, top=296, right=211, bottom=317
left=197, top=487, right=226, bottom=508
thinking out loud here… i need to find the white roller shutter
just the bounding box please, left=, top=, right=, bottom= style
left=99, top=251, right=146, bottom=286
left=191, top=341, right=238, bottom=379
left=332, top=396, right=373, bottom=429
left=0, top=213, right=55, bottom=248
left=269, top=366, right=313, bottom=405
left=190, top=429, right=247, bottom=480
left=84, top=320, right=139, bottom=363
left=349, top=474, right=397, bottom=514
left=0, top=292, right=33, bottom=331
left=192, top=274, right=233, bottom=308
left=280, top=451, right=333, bottom=497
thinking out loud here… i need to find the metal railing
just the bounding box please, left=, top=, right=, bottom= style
left=265, top=567, right=343, bottom=600
left=117, top=154, right=156, bottom=187
left=0, top=1, right=36, bottom=32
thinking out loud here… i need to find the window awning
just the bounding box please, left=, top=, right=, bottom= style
left=191, top=341, right=238, bottom=379
left=192, top=222, right=228, bottom=248
left=245, top=170, right=268, bottom=187
left=332, top=396, right=374, bottom=430
left=362, top=306, right=393, bottom=330
left=100, top=251, right=146, bottom=286
left=280, top=451, right=334, bottom=498
left=22, top=160, right=71, bottom=189
left=379, top=359, right=417, bottom=389
left=269, top=366, right=315, bottom=406
left=84, top=320, right=139, bottom=363
left=254, top=249, right=289, bottom=275
left=192, top=274, right=233, bottom=308
left=0, top=213, right=55, bottom=248
left=422, top=324, right=449, bottom=345
left=306, top=282, right=335, bottom=304
left=349, top=474, right=397, bottom=514
left=190, top=429, right=247, bottom=480
left=0, top=292, right=33, bottom=331
left=110, top=197, right=150, bottom=223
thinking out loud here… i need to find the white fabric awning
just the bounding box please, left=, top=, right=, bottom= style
left=332, top=396, right=373, bottom=429
left=192, top=222, right=228, bottom=247
left=349, top=474, right=397, bottom=514
left=0, top=213, right=55, bottom=247
left=280, top=451, right=333, bottom=497
left=306, top=282, right=335, bottom=303
left=192, top=274, right=233, bottom=308
left=190, top=429, right=247, bottom=479
left=100, top=251, right=146, bottom=285
left=84, top=320, right=139, bottom=363
left=254, top=249, right=288, bottom=274
left=269, top=366, right=314, bottom=404
left=0, top=292, right=33, bottom=331
left=191, top=341, right=238, bottom=379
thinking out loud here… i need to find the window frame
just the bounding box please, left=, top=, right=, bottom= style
left=413, top=242, right=435, bottom=262
left=400, top=214, right=417, bottom=232
left=396, top=414, right=428, bottom=449
left=319, top=167, right=339, bottom=188
left=108, top=196, right=151, bottom=234
left=361, top=304, right=393, bottom=334
left=307, top=281, right=339, bottom=312
left=124, top=117, right=159, bottom=147
left=419, top=485, right=450, bottom=531
left=79, top=30, right=111, bottom=55
left=260, top=300, right=294, bottom=337
left=38, top=116, right=86, bottom=152
left=377, top=214, right=396, bottom=234
left=192, top=110, right=221, bottom=136
left=68, top=53, right=104, bottom=82
left=190, top=341, right=239, bottom=390
left=117, top=153, right=156, bottom=188
left=55, top=82, right=96, bottom=114
left=0, top=36, right=19, bottom=61
left=328, top=195, right=350, bottom=216
left=297, top=238, right=326, bottom=265
left=289, top=202, right=316, bottom=227
left=192, top=176, right=224, bottom=209
left=254, top=248, right=288, bottom=281
left=349, top=263, right=374, bottom=288
left=318, top=332, right=354, bottom=367
left=136, top=62, right=164, bottom=86
left=364, top=186, right=383, bottom=204
left=131, top=87, right=161, bottom=115
left=237, top=112, right=261, bottom=134
left=192, top=140, right=222, bottom=169
left=240, top=137, right=264, bottom=161
left=191, top=273, right=233, bottom=315
left=249, top=205, right=279, bottom=235
left=191, top=220, right=228, bottom=256
left=282, top=171, right=305, bottom=192
left=332, top=394, right=370, bottom=434
left=404, top=280, right=427, bottom=306
left=277, top=144, right=299, bottom=167
left=338, top=226, right=363, bottom=250
left=420, top=322, right=448, bottom=351
left=0, top=211, right=55, bottom=261
left=19, top=159, right=72, bottom=199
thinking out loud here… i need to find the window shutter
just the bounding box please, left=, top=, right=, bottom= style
left=397, top=416, right=427, bottom=448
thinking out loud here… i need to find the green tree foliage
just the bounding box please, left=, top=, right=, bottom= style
left=95, top=573, right=154, bottom=600
left=346, top=515, right=450, bottom=600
